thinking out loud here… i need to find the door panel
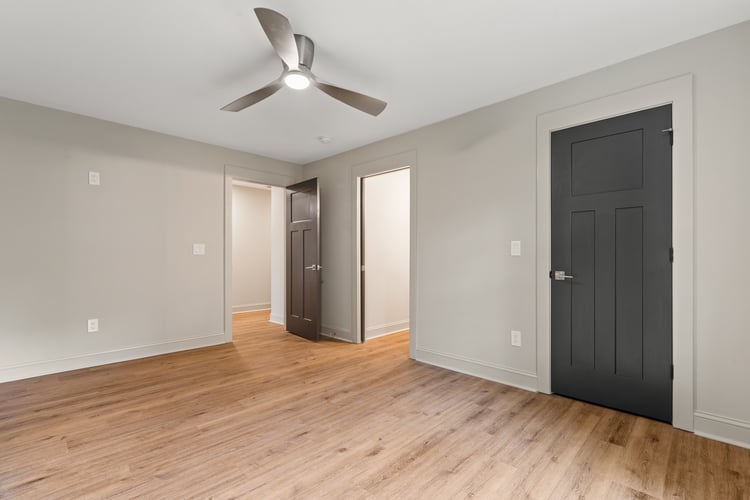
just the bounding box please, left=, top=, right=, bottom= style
left=571, top=129, right=644, bottom=195
left=286, top=178, right=320, bottom=341
left=290, top=230, right=304, bottom=317
left=551, top=105, right=672, bottom=422
left=615, top=206, right=644, bottom=379
left=570, top=210, right=595, bottom=370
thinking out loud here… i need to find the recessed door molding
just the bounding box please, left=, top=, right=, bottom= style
left=536, top=74, right=694, bottom=431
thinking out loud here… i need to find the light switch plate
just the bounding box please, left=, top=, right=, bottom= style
left=511, top=330, right=522, bottom=347
left=88, top=171, right=101, bottom=186
left=87, top=318, right=99, bottom=333
left=193, top=243, right=206, bottom=255
left=511, top=240, right=521, bottom=256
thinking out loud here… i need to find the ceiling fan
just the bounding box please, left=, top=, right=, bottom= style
left=221, top=8, right=387, bottom=116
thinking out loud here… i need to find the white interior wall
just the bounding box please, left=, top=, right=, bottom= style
left=303, top=21, right=750, bottom=448
left=0, top=97, right=302, bottom=382
left=231, top=184, right=271, bottom=313
left=363, top=169, right=410, bottom=339
left=270, top=187, right=286, bottom=325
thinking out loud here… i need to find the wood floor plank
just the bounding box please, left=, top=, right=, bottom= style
left=1, top=310, right=749, bottom=499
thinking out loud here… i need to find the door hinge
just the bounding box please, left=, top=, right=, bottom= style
left=662, top=127, right=674, bottom=146
left=670, top=364, right=674, bottom=380
left=669, top=247, right=674, bottom=263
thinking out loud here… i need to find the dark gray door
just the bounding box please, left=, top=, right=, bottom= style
left=286, top=178, right=320, bottom=341
left=551, top=105, right=672, bottom=422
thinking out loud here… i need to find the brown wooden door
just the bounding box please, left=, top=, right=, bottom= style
left=286, top=178, right=320, bottom=341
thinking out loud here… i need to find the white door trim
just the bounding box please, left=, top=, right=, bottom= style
left=350, top=151, right=417, bottom=359
left=224, top=164, right=296, bottom=343
left=535, top=74, right=694, bottom=431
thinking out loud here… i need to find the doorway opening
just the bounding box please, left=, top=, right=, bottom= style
left=229, top=180, right=286, bottom=331
left=358, top=168, right=411, bottom=343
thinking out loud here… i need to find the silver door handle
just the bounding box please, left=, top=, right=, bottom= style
left=305, top=265, right=322, bottom=271
left=553, top=270, right=574, bottom=281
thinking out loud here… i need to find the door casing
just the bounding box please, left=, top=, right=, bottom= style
left=223, top=164, right=297, bottom=344
left=536, top=75, right=694, bottom=431
left=350, top=151, right=418, bottom=357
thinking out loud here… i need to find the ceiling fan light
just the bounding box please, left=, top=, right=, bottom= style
left=284, top=72, right=310, bottom=90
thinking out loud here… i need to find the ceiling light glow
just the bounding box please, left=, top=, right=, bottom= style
left=284, top=72, right=310, bottom=90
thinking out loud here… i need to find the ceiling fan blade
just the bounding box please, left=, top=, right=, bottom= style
left=314, top=81, right=387, bottom=116
left=221, top=79, right=283, bottom=112
left=254, top=8, right=299, bottom=70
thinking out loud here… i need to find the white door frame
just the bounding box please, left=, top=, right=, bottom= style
left=535, top=74, right=694, bottom=431
left=223, top=164, right=296, bottom=343
left=351, top=151, right=418, bottom=358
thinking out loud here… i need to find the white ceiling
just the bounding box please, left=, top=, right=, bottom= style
left=1, top=1, right=749, bottom=164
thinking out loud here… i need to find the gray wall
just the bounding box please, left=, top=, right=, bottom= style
left=304, top=22, right=750, bottom=446
left=231, top=184, right=271, bottom=313
left=0, top=97, right=301, bottom=381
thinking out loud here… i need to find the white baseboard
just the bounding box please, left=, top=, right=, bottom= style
left=694, top=411, right=750, bottom=450
left=268, top=313, right=284, bottom=325
left=0, top=333, right=226, bottom=383
left=321, top=332, right=354, bottom=343
left=232, top=302, right=271, bottom=313
left=365, top=319, right=409, bottom=340
left=321, top=324, right=354, bottom=343
left=414, top=347, right=538, bottom=392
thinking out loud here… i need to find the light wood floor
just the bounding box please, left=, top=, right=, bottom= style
left=1, top=311, right=748, bottom=499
